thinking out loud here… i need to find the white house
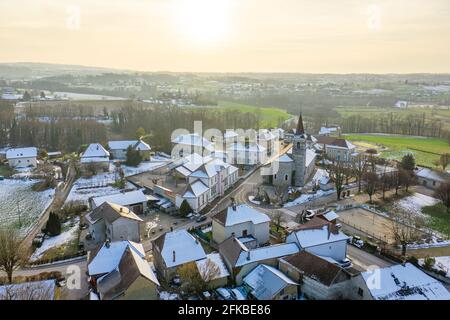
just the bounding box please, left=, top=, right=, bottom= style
left=171, top=133, right=215, bottom=158
left=175, top=154, right=239, bottom=212
left=243, top=264, right=298, bottom=300
left=395, top=100, right=408, bottom=109
left=89, top=190, right=149, bottom=214
left=152, top=229, right=207, bottom=281
left=286, top=217, right=349, bottom=265
left=227, top=142, right=266, bottom=165
left=85, top=202, right=143, bottom=244
left=108, top=140, right=151, bottom=161
left=6, top=147, right=38, bottom=168
left=87, top=240, right=160, bottom=300
left=258, top=129, right=277, bottom=157
left=212, top=203, right=270, bottom=245
left=416, top=167, right=449, bottom=190
left=318, top=126, right=341, bottom=136
left=80, top=143, right=110, bottom=172
left=315, top=136, right=356, bottom=162
left=356, top=263, right=450, bottom=300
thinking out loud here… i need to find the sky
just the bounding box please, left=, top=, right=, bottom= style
left=1, top=0, right=450, bottom=73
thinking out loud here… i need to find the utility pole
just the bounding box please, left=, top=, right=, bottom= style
left=17, top=197, right=21, bottom=227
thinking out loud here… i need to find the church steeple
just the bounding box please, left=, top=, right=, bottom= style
left=296, top=113, right=305, bottom=135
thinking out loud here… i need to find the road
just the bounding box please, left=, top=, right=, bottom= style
left=347, top=245, right=394, bottom=271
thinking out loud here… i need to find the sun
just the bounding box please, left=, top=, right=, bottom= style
left=176, top=0, right=230, bottom=44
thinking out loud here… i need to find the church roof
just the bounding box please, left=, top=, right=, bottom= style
left=296, top=114, right=305, bottom=135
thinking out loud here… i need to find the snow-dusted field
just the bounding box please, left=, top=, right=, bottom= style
left=0, top=179, right=55, bottom=236
left=394, top=193, right=439, bottom=217
left=30, top=219, right=80, bottom=262
left=419, top=256, right=450, bottom=278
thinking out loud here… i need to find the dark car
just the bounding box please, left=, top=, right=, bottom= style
left=196, top=216, right=207, bottom=223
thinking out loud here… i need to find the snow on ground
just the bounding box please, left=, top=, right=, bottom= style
left=65, top=181, right=136, bottom=206
left=407, top=238, right=450, bottom=250
left=419, top=256, right=450, bottom=277
left=304, top=169, right=329, bottom=188
left=30, top=218, right=80, bottom=261
left=284, top=189, right=335, bottom=208
left=395, top=193, right=439, bottom=217
left=0, top=179, right=55, bottom=236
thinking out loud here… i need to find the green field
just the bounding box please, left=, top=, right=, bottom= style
left=217, top=101, right=291, bottom=127
left=344, top=134, right=450, bottom=167
left=336, top=106, right=450, bottom=118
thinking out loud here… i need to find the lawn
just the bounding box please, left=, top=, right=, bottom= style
left=217, top=101, right=291, bottom=128
left=422, top=203, right=450, bottom=238
left=344, top=133, right=450, bottom=167
left=0, top=165, right=14, bottom=177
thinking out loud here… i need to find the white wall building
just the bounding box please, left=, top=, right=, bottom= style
left=108, top=140, right=151, bottom=160
left=6, top=147, right=37, bottom=168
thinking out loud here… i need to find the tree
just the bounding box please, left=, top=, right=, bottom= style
left=179, top=200, right=193, bottom=217
left=125, top=146, right=142, bottom=167
left=352, top=154, right=368, bottom=193
left=0, top=229, right=28, bottom=283
left=197, top=258, right=220, bottom=285
left=435, top=181, right=450, bottom=213
left=22, top=91, right=31, bottom=102
left=400, top=154, right=416, bottom=171
left=272, top=210, right=284, bottom=232
left=363, top=171, right=378, bottom=203
left=0, top=281, right=54, bottom=300
left=178, top=260, right=219, bottom=295
left=390, top=208, right=424, bottom=257
left=325, top=159, right=351, bottom=201
left=40, top=91, right=46, bottom=99
left=45, top=212, right=61, bottom=237
left=136, top=127, right=146, bottom=140
left=439, top=153, right=450, bottom=171
left=273, top=185, right=288, bottom=205
left=399, top=168, right=416, bottom=192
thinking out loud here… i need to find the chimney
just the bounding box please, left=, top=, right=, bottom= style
left=170, top=226, right=173, bottom=232
left=105, top=239, right=111, bottom=248
left=230, top=197, right=236, bottom=211
left=119, top=207, right=123, bottom=212
left=172, top=250, right=176, bottom=263
left=246, top=251, right=251, bottom=261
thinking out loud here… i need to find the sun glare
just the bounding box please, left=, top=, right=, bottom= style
left=177, top=0, right=230, bottom=44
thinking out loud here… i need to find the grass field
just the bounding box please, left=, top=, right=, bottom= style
left=217, top=101, right=291, bottom=127
left=336, top=106, right=450, bottom=118
left=422, top=204, right=450, bottom=238
left=344, top=133, right=450, bottom=167
left=0, top=165, right=14, bottom=177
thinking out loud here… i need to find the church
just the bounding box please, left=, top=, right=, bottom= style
left=262, top=114, right=316, bottom=188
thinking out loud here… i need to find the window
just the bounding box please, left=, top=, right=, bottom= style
left=296, top=142, right=300, bottom=149
left=358, top=288, right=364, bottom=297
left=285, top=174, right=288, bottom=181
left=274, top=174, right=277, bottom=180
left=242, top=230, right=248, bottom=237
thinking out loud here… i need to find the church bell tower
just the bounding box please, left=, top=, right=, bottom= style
left=292, top=114, right=307, bottom=187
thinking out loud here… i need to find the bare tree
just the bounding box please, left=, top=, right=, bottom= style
left=197, top=258, right=221, bottom=285
left=179, top=259, right=220, bottom=295
left=363, top=171, right=378, bottom=204
left=273, top=185, right=288, bottom=205
left=352, top=154, right=368, bottom=193
left=272, top=210, right=284, bottom=232
left=0, top=229, right=28, bottom=283
left=0, top=281, right=54, bottom=300
left=439, top=153, right=450, bottom=171
left=390, top=208, right=424, bottom=257
left=325, top=158, right=351, bottom=201
left=435, top=181, right=450, bottom=213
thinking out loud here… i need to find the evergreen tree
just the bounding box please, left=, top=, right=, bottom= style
left=125, top=146, right=142, bottom=167
left=400, top=154, right=416, bottom=171
left=45, top=212, right=61, bottom=237
left=179, top=200, right=193, bottom=217
left=22, top=91, right=31, bottom=101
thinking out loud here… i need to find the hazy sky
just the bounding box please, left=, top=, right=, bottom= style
left=1, top=0, right=450, bottom=73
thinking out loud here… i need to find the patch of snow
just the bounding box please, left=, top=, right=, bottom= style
left=248, top=196, right=261, bottom=205
left=283, top=189, right=335, bottom=208
left=159, top=291, right=180, bottom=300
left=30, top=218, right=79, bottom=261
left=419, top=256, right=450, bottom=278
left=395, top=193, right=439, bottom=217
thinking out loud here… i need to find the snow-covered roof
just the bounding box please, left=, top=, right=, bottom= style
left=134, top=140, right=151, bottom=151
left=243, top=264, right=297, bottom=300
left=228, top=142, right=266, bottom=152
left=183, top=180, right=209, bottom=198
left=88, top=240, right=145, bottom=276
left=305, top=148, right=317, bottom=167
left=172, top=133, right=213, bottom=148
left=277, top=154, right=294, bottom=163
left=214, top=204, right=270, bottom=227
left=224, top=130, right=238, bottom=139
left=91, top=190, right=148, bottom=208
left=154, top=229, right=207, bottom=268
left=322, top=210, right=339, bottom=221
left=362, top=263, right=450, bottom=300
left=0, top=280, right=55, bottom=300
left=195, top=253, right=230, bottom=281
left=318, top=127, right=339, bottom=135
left=235, top=243, right=299, bottom=267
left=290, top=223, right=349, bottom=248
left=81, top=143, right=110, bottom=159
left=6, top=147, right=37, bottom=159
left=416, top=168, right=448, bottom=182
left=108, top=140, right=138, bottom=150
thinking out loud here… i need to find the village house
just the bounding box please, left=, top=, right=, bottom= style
left=87, top=240, right=160, bottom=300
left=89, top=189, right=149, bottom=214
left=314, top=136, right=356, bottom=162
left=354, top=263, right=450, bottom=300
left=279, top=251, right=360, bottom=300
left=152, top=229, right=207, bottom=281
left=195, top=253, right=231, bottom=289
left=84, top=202, right=143, bottom=245
left=285, top=217, right=350, bottom=267
left=174, top=154, right=239, bottom=212
left=416, top=167, right=449, bottom=190
left=318, top=126, right=341, bottom=136
left=212, top=203, right=270, bottom=245
left=171, top=133, right=215, bottom=159
left=80, top=143, right=110, bottom=173
left=108, top=140, right=151, bottom=161
left=219, top=236, right=299, bottom=284
left=243, top=264, right=298, bottom=300
left=257, top=129, right=277, bottom=157
left=6, top=147, right=37, bottom=168
left=227, top=141, right=266, bottom=166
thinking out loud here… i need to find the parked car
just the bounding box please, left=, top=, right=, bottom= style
left=196, top=215, right=207, bottom=223
left=348, top=236, right=364, bottom=249
left=216, top=288, right=233, bottom=300
left=339, top=258, right=352, bottom=269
